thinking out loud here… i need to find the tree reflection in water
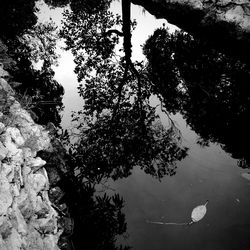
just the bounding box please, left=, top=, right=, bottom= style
left=144, top=28, right=250, bottom=169
left=1, top=1, right=190, bottom=249
left=69, top=108, right=188, bottom=183
left=56, top=175, right=130, bottom=250
left=59, top=3, right=189, bottom=248
left=63, top=68, right=188, bottom=248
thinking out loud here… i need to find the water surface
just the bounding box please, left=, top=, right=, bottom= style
left=106, top=113, right=250, bottom=250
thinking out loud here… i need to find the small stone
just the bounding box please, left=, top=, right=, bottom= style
left=0, top=66, right=9, bottom=78
left=28, top=157, right=46, bottom=169
left=35, top=196, right=50, bottom=218
left=3, top=136, right=21, bottom=158
left=10, top=183, right=20, bottom=197
left=13, top=206, right=27, bottom=235
left=16, top=190, right=28, bottom=211
left=22, top=147, right=36, bottom=161
left=26, top=228, right=43, bottom=250
left=0, top=142, right=8, bottom=160
left=0, top=177, right=12, bottom=215
left=21, top=126, right=50, bottom=151
left=22, top=165, right=31, bottom=178
left=0, top=240, right=8, bottom=250
left=18, top=197, right=35, bottom=221
left=9, top=102, right=26, bottom=120
left=6, top=228, right=23, bottom=249
left=9, top=148, right=23, bottom=165
left=1, top=163, right=14, bottom=180
left=5, top=127, right=25, bottom=146
left=28, top=173, right=47, bottom=193
left=6, top=167, right=14, bottom=183
left=0, top=220, right=12, bottom=240
left=44, top=234, right=60, bottom=250
left=0, top=79, right=14, bottom=95
left=36, top=215, right=57, bottom=234
left=0, top=121, right=5, bottom=130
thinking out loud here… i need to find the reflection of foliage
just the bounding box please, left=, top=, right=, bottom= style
left=0, top=0, right=65, bottom=126
left=60, top=7, right=188, bottom=182
left=5, top=21, right=64, bottom=126
left=58, top=177, right=130, bottom=250
left=70, top=109, right=188, bottom=182
left=39, top=128, right=130, bottom=250
left=144, top=28, right=250, bottom=168
left=18, top=22, right=59, bottom=67
left=60, top=0, right=122, bottom=82
left=0, top=0, right=37, bottom=40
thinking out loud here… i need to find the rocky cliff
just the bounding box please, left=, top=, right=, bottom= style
left=0, top=60, right=62, bottom=248
left=131, top=0, right=250, bottom=61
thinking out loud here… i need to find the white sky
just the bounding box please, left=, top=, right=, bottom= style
left=36, top=0, right=178, bottom=129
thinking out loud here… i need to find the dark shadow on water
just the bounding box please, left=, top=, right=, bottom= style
left=144, top=28, right=250, bottom=169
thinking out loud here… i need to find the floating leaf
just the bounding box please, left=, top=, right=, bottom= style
left=146, top=200, right=209, bottom=226
left=191, top=200, right=208, bottom=223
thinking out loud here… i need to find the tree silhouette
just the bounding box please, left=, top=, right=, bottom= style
left=56, top=176, right=130, bottom=250
left=144, top=28, right=250, bottom=168
left=0, top=0, right=38, bottom=41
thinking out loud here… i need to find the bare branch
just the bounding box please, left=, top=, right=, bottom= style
left=112, top=62, right=129, bottom=120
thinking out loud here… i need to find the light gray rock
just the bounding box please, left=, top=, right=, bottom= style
left=0, top=176, right=12, bottom=216
left=0, top=122, right=5, bottom=131
left=28, top=173, right=47, bottom=194
left=0, top=163, right=13, bottom=179
left=0, top=73, right=62, bottom=249
left=0, top=78, right=14, bottom=95
left=12, top=205, right=27, bottom=236
left=5, top=127, right=25, bottom=147
left=0, top=66, right=9, bottom=78
left=26, top=228, right=44, bottom=250
left=44, top=234, right=61, bottom=250
left=1, top=134, right=22, bottom=159
left=22, top=147, right=36, bottom=161
left=0, top=142, right=8, bottom=160
left=5, top=228, right=23, bottom=250
left=28, top=157, right=46, bottom=169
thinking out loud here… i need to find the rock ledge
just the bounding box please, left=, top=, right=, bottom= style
left=0, top=63, right=62, bottom=249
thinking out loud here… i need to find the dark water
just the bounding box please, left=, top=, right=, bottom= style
left=2, top=1, right=249, bottom=248
left=60, top=84, right=250, bottom=249
left=103, top=110, right=250, bottom=250
left=58, top=63, right=250, bottom=249
left=56, top=27, right=250, bottom=250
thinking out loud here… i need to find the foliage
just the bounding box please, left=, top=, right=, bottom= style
left=60, top=5, right=188, bottom=182
left=0, top=0, right=38, bottom=40
left=144, top=28, right=250, bottom=168
left=44, top=0, right=70, bottom=8
left=68, top=58, right=188, bottom=181
left=18, top=21, right=59, bottom=67
left=2, top=1, right=135, bottom=249
left=57, top=176, right=130, bottom=250
left=0, top=0, right=66, bottom=126
left=5, top=21, right=64, bottom=127
left=60, top=0, right=122, bottom=82
left=71, top=112, right=188, bottom=182
left=143, top=28, right=185, bottom=114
